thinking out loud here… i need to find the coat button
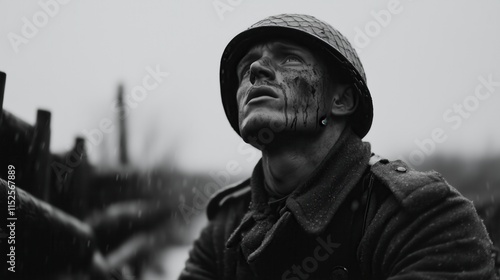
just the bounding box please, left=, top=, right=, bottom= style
left=396, top=166, right=407, bottom=173
left=330, top=266, right=348, bottom=280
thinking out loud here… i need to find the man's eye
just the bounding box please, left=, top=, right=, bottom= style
left=283, top=56, right=302, bottom=64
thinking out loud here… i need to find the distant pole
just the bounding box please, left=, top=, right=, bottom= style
left=117, top=84, right=129, bottom=165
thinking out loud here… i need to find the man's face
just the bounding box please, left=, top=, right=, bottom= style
left=236, top=39, right=335, bottom=143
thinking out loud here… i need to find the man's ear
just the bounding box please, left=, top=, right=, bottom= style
left=330, top=85, right=358, bottom=116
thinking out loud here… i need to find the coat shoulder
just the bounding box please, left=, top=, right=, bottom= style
left=206, top=178, right=251, bottom=220
left=370, top=159, right=453, bottom=214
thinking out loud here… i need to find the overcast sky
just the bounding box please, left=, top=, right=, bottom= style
left=1, top=0, right=500, bottom=175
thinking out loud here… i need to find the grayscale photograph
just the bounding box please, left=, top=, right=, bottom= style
left=0, top=1, right=499, bottom=279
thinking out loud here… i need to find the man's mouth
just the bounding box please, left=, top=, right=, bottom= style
left=245, top=86, right=279, bottom=105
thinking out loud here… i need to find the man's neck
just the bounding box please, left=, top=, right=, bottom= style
left=261, top=124, right=346, bottom=196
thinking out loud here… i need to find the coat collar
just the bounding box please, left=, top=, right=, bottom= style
left=249, top=127, right=372, bottom=235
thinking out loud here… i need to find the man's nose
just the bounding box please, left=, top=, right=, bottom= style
left=249, top=57, right=276, bottom=84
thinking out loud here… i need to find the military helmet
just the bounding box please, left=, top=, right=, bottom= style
left=220, top=14, right=373, bottom=138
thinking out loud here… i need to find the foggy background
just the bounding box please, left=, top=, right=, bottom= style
left=1, top=1, right=500, bottom=279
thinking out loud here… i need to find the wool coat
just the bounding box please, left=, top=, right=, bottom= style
left=179, top=129, right=497, bottom=280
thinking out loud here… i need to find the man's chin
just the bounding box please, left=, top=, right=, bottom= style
left=239, top=119, right=287, bottom=149
left=239, top=123, right=264, bottom=144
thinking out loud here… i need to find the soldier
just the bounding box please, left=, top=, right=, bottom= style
left=179, top=14, right=498, bottom=279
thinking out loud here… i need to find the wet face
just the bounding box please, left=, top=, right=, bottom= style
left=236, top=39, right=335, bottom=142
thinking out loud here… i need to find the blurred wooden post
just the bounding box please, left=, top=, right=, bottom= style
left=69, top=137, right=89, bottom=218
left=31, top=109, right=51, bottom=201
left=0, top=71, right=5, bottom=121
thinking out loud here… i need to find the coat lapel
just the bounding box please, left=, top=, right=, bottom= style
left=227, top=128, right=372, bottom=275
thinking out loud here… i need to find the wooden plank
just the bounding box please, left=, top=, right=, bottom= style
left=31, top=109, right=51, bottom=201
left=0, top=110, right=35, bottom=195
left=0, top=178, right=97, bottom=277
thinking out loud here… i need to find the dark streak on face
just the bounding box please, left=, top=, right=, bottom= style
left=279, top=64, right=323, bottom=130
left=276, top=82, right=288, bottom=128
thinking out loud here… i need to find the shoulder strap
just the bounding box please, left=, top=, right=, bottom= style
left=370, top=158, right=451, bottom=214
